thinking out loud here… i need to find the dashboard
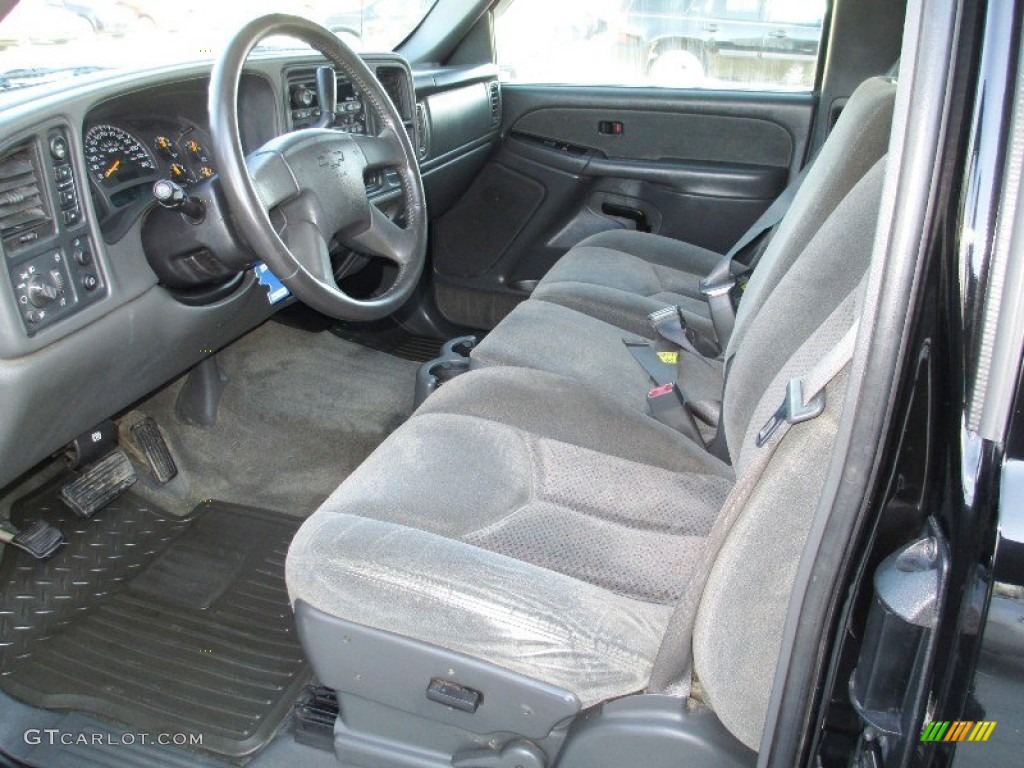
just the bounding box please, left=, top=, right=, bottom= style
left=0, top=51, right=502, bottom=490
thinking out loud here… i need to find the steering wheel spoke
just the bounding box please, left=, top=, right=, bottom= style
left=346, top=205, right=416, bottom=268
left=246, top=148, right=301, bottom=211
left=282, top=217, right=335, bottom=286
left=352, top=128, right=405, bottom=171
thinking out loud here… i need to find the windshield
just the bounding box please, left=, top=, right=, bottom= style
left=0, top=0, right=436, bottom=92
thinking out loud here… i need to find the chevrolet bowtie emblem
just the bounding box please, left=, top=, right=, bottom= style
left=318, top=150, right=345, bottom=168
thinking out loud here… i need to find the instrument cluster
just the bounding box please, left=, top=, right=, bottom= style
left=83, top=119, right=217, bottom=240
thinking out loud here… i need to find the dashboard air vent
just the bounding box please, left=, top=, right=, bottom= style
left=488, top=80, right=501, bottom=127
left=0, top=144, right=50, bottom=240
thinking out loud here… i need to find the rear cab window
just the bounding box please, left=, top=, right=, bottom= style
left=494, top=0, right=828, bottom=91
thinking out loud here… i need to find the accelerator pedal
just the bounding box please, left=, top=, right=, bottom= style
left=130, top=417, right=178, bottom=485
left=60, top=449, right=137, bottom=518
left=0, top=518, right=64, bottom=559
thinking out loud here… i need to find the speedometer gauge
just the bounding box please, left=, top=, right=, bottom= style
left=84, top=125, right=157, bottom=187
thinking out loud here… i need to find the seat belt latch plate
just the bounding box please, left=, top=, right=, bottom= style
left=699, top=276, right=736, bottom=299
left=648, top=305, right=682, bottom=325
left=756, top=377, right=826, bottom=447
left=647, top=305, right=687, bottom=337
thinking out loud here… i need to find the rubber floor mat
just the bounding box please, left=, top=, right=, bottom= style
left=0, top=480, right=310, bottom=758
left=331, top=319, right=446, bottom=362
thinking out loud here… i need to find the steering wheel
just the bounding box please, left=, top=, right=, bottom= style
left=209, top=15, right=427, bottom=320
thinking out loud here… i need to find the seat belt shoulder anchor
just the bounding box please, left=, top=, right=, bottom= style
left=756, top=377, right=826, bottom=447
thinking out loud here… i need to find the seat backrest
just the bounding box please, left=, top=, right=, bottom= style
left=689, top=158, right=888, bottom=750
left=722, top=156, right=888, bottom=470
left=726, top=76, right=897, bottom=358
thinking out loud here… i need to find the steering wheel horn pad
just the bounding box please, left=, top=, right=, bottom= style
left=209, top=14, right=427, bottom=320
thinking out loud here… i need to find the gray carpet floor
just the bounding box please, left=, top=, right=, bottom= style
left=126, top=321, right=419, bottom=517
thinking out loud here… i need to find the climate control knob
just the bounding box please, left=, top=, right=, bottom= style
left=26, top=273, right=60, bottom=308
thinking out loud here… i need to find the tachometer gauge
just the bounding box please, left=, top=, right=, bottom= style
left=84, top=125, right=157, bottom=187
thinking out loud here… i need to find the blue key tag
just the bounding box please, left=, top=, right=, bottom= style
left=254, top=262, right=291, bottom=305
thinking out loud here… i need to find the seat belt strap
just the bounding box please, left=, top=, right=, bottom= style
left=699, top=165, right=811, bottom=350
left=624, top=342, right=677, bottom=386
left=647, top=305, right=708, bottom=358
left=625, top=341, right=719, bottom=441
left=647, top=319, right=859, bottom=697
left=647, top=307, right=720, bottom=360
left=725, top=165, right=808, bottom=263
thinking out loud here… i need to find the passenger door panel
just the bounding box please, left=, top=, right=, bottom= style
left=433, top=85, right=815, bottom=329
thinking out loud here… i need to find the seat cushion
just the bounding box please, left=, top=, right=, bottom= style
left=530, top=229, right=720, bottom=338
left=471, top=299, right=726, bottom=419
left=287, top=367, right=732, bottom=706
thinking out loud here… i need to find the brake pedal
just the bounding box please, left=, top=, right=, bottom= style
left=0, top=518, right=64, bottom=560
left=60, top=449, right=137, bottom=518
left=130, top=417, right=178, bottom=485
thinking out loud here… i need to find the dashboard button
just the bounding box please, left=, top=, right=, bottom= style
left=50, top=136, right=69, bottom=161
left=73, top=247, right=91, bottom=266
left=55, top=164, right=72, bottom=182
left=63, top=208, right=81, bottom=227
left=81, top=274, right=99, bottom=292
left=59, top=189, right=77, bottom=208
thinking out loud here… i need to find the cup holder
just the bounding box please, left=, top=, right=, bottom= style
left=442, top=336, right=478, bottom=358
left=414, top=335, right=478, bottom=408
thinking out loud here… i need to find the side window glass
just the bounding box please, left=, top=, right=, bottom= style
left=494, top=0, right=826, bottom=91
left=766, top=0, right=826, bottom=25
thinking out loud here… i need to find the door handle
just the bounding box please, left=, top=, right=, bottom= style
left=602, top=202, right=650, bottom=232
left=598, top=120, right=624, bottom=135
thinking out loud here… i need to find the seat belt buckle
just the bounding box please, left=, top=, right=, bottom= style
left=699, top=275, right=736, bottom=299
left=647, top=383, right=705, bottom=445
left=648, top=382, right=684, bottom=405
left=756, top=377, right=826, bottom=447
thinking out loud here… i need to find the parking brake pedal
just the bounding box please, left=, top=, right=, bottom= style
left=60, top=449, right=137, bottom=518
left=130, top=417, right=178, bottom=485
left=0, top=519, right=64, bottom=560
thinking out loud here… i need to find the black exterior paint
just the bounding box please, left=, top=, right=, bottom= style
left=811, top=0, right=1024, bottom=765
